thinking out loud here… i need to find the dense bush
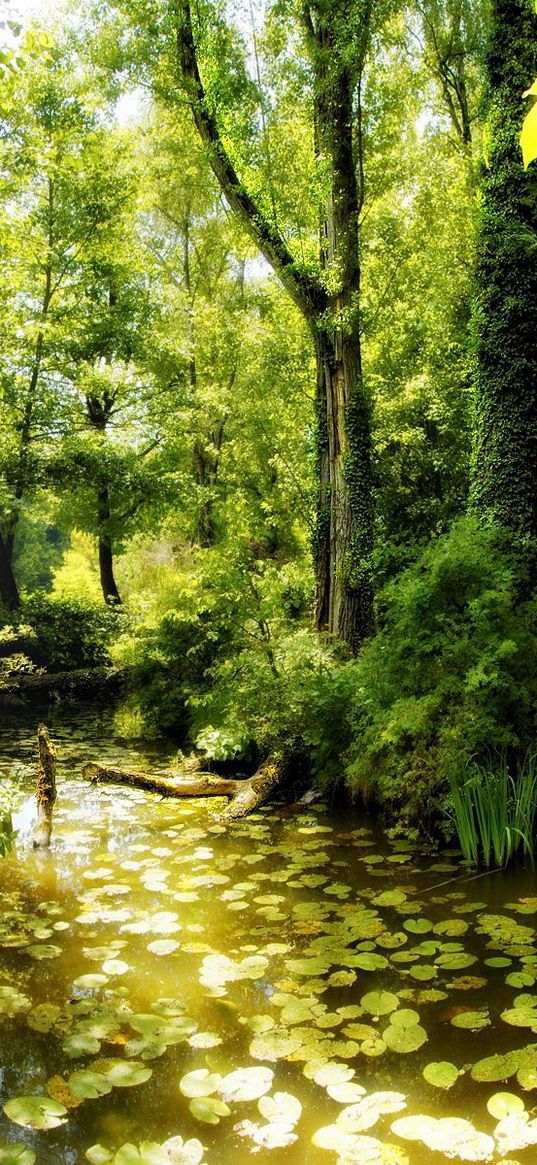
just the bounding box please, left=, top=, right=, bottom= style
left=7, top=596, right=118, bottom=671
left=308, top=518, right=537, bottom=830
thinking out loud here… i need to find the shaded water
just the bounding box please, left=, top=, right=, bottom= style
left=1, top=708, right=537, bottom=1163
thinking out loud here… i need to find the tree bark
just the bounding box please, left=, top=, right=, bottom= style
left=33, top=723, right=57, bottom=848
left=0, top=530, right=20, bottom=610
left=470, top=0, right=537, bottom=535
left=81, top=753, right=287, bottom=819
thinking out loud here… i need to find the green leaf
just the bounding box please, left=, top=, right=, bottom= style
left=3, top=1095, right=68, bottom=1130
left=422, top=1062, right=459, bottom=1090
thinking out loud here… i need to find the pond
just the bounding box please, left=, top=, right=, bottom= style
left=0, top=706, right=537, bottom=1165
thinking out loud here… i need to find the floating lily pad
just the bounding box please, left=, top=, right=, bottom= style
left=114, top=1145, right=169, bottom=1165
left=179, top=1069, right=222, bottom=1098
left=383, top=1022, right=427, bottom=1054
left=423, top=1062, right=460, bottom=1089
left=220, top=1066, right=273, bottom=1102
left=487, top=1092, right=525, bottom=1119
left=258, top=1091, right=302, bottom=1124
left=0, top=1146, right=36, bottom=1165
left=3, top=1095, right=68, bottom=1130
left=188, top=1097, right=230, bottom=1124
left=450, top=1010, right=490, bottom=1031
left=360, top=991, right=399, bottom=1017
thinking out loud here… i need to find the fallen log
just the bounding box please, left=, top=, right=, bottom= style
left=33, top=723, right=57, bottom=848
left=0, top=666, right=129, bottom=705
left=81, top=752, right=288, bottom=820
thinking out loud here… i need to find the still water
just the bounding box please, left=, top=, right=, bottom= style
left=0, top=706, right=537, bottom=1165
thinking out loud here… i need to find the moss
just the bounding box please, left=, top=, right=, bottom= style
left=471, top=0, right=537, bottom=536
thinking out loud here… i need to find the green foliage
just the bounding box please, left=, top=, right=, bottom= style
left=308, top=519, right=537, bottom=829
left=18, top=595, right=118, bottom=671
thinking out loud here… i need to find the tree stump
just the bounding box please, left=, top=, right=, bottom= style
left=32, top=723, right=57, bottom=848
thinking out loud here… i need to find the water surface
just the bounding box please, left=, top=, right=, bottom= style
left=0, top=708, right=537, bottom=1164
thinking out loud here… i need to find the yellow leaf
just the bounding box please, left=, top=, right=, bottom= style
left=521, top=99, right=537, bottom=169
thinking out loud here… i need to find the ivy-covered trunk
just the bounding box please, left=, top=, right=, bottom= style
left=471, top=0, right=537, bottom=534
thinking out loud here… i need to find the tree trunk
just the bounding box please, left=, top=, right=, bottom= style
left=82, top=753, right=287, bottom=819
left=176, top=0, right=375, bottom=652
left=314, top=330, right=375, bottom=649
left=470, top=0, right=537, bottom=535
left=0, top=530, right=20, bottom=610
left=312, top=9, right=375, bottom=649
left=97, top=485, right=122, bottom=605
left=33, top=723, right=57, bottom=848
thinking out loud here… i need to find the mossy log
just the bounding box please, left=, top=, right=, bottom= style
left=81, top=753, right=287, bottom=820
left=33, top=723, right=57, bottom=848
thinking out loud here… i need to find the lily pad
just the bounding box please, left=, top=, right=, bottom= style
left=486, top=1092, right=525, bottom=1119
left=179, top=1069, right=222, bottom=1098
left=360, top=991, right=399, bottom=1017
left=0, top=1147, right=36, bottom=1165
left=220, top=1066, right=273, bottom=1102
left=3, top=1095, right=68, bottom=1130
left=188, top=1097, right=230, bottom=1124
left=423, top=1062, right=460, bottom=1089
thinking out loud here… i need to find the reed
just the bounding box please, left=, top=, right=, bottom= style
left=449, top=753, right=537, bottom=867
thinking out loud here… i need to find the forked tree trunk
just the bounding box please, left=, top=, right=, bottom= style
left=176, top=0, right=375, bottom=653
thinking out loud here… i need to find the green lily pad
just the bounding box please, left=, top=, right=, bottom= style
left=3, top=1095, right=68, bottom=1130
left=89, top=1059, right=152, bottom=1089
left=471, top=1051, right=521, bottom=1083
left=114, top=1145, right=169, bottom=1165
left=179, top=1069, right=222, bottom=1098
left=450, top=1010, right=490, bottom=1031
left=423, top=1062, right=459, bottom=1089
left=360, top=991, right=399, bottom=1016
left=486, top=1092, right=525, bottom=1119
left=258, top=1091, right=302, bottom=1124
left=188, top=1096, right=230, bottom=1124
left=383, top=1022, right=427, bottom=1054
left=0, top=1146, right=36, bottom=1165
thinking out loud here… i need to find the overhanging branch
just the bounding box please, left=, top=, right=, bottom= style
left=175, top=0, right=326, bottom=322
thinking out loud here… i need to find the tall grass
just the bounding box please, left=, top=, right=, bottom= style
left=449, top=753, right=537, bottom=867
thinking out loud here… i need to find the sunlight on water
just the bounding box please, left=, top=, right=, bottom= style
left=0, top=708, right=537, bottom=1164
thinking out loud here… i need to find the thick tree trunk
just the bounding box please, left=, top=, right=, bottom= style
left=82, top=753, right=287, bottom=819
left=0, top=530, right=20, bottom=610
left=97, top=485, right=122, bottom=605
left=314, top=330, right=375, bottom=649
left=470, top=0, right=537, bottom=534
left=312, top=11, right=375, bottom=650
left=33, top=723, right=57, bottom=848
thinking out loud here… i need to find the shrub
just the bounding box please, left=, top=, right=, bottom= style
left=328, top=518, right=537, bottom=831
left=19, top=595, right=118, bottom=671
